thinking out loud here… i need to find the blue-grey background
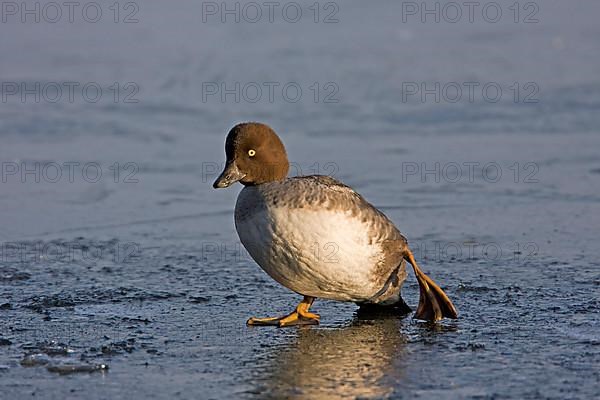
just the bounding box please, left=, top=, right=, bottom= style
left=1, top=1, right=599, bottom=399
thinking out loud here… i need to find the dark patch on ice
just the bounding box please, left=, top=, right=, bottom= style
left=47, top=363, right=109, bottom=375
left=189, top=295, right=211, bottom=303
left=0, top=268, right=31, bottom=281
left=19, top=340, right=110, bottom=375
left=26, top=295, right=76, bottom=312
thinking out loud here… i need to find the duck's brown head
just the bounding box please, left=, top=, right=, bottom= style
left=213, top=122, right=289, bottom=188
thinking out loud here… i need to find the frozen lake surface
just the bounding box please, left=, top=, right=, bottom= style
left=1, top=1, right=599, bottom=398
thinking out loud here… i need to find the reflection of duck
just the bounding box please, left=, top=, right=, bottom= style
left=253, top=312, right=408, bottom=399
left=213, top=123, right=457, bottom=325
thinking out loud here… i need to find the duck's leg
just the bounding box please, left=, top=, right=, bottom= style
left=404, top=249, right=458, bottom=321
left=247, top=296, right=320, bottom=327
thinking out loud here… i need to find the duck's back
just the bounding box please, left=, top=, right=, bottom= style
left=234, top=175, right=409, bottom=304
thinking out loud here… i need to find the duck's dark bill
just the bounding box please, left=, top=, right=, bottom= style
left=213, top=162, right=245, bottom=188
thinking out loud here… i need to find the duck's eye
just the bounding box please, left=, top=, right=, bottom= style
left=248, top=149, right=256, bottom=157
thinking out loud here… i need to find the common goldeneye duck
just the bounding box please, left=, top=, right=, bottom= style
left=213, top=122, right=458, bottom=326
